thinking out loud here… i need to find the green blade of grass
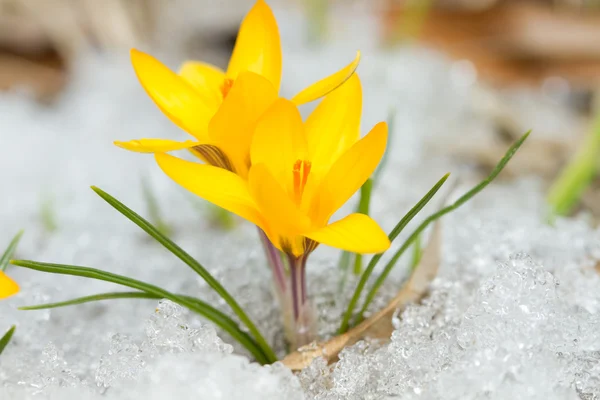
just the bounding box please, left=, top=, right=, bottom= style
left=90, top=186, right=276, bottom=363
left=339, top=111, right=394, bottom=282
left=339, top=172, right=451, bottom=334
left=19, top=291, right=228, bottom=315
left=40, top=196, right=58, bottom=232
left=1, top=230, right=24, bottom=272
left=19, top=291, right=160, bottom=310
left=354, top=131, right=531, bottom=325
left=141, top=175, right=172, bottom=236
left=372, top=109, right=394, bottom=185
left=353, top=178, right=374, bottom=275
left=410, top=234, right=422, bottom=272
left=0, top=325, right=16, bottom=355
left=11, top=260, right=269, bottom=364
left=547, top=113, right=600, bottom=219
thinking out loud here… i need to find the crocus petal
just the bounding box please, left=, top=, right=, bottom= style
left=250, top=98, right=307, bottom=192
left=0, top=271, right=19, bottom=299
left=178, top=61, right=226, bottom=110
left=155, top=153, right=265, bottom=229
left=130, top=49, right=214, bottom=140
left=305, top=73, right=362, bottom=176
left=248, top=163, right=311, bottom=237
left=226, top=0, right=282, bottom=91
left=114, top=139, right=201, bottom=153
left=310, top=122, right=388, bottom=224
left=290, top=51, right=361, bottom=106
left=305, top=213, right=390, bottom=254
left=209, top=71, right=278, bottom=178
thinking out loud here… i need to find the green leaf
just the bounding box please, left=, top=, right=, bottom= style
left=339, top=172, right=450, bottom=334
left=353, top=178, right=374, bottom=275
left=93, top=187, right=275, bottom=362
left=354, top=130, right=531, bottom=325
left=208, top=204, right=237, bottom=231
left=11, top=260, right=270, bottom=365
left=0, top=325, right=16, bottom=355
left=410, top=234, right=422, bottom=272
left=92, top=186, right=277, bottom=362
left=1, top=230, right=24, bottom=272
left=372, top=109, right=394, bottom=185
left=141, top=175, right=172, bottom=236
left=40, top=195, right=58, bottom=232
left=547, top=113, right=600, bottom=219
left=336, top=250, right=353, bottom=293
left=19, top=291, right=160, bottom=310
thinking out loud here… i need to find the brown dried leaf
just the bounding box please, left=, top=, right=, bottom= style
left=281, top=221, right=442, bottom=371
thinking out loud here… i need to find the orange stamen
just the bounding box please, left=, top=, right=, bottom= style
left=293, top=159, right=312, bottom=204
left=221, top=78, right=234, bottom=98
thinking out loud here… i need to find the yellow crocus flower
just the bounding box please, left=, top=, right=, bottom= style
left=0, top=271, right=19, bottom=299
left=154, top=74, right=390, bottom=257
left=115, top=0, right=360, bottom=177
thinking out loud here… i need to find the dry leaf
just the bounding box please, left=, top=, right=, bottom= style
left=281, top=221, right=442, bottom=371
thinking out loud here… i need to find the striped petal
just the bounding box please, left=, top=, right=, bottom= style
left=114, top=139, right=200, bottom=153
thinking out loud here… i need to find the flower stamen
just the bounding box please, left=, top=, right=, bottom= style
left=293, top=159, right=311, bottom=204
left=220, top=78, right=234, bottom=98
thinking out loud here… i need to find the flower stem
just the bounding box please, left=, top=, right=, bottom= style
left=258, top=229, right=287, bottom=293
left=287, top=254, right=316, bottom=349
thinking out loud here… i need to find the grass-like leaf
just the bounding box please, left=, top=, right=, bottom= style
left=40, top=196, right=58, bottom=232
left=372, top=109, right=394, bottom=184
left=547, top=114, right=600, bottom=219
left=0, top=325, right=16, bottom=355
left=1, top=230, right=24, bottom=272
left=410, top=234, right=422, bottom=272
left=90, top=186, right=276, bottom=363
left=11, top=260, right=270, bottom=364
left=353, top=130, right=531, bottom=325
left=339, top=172, right=451, bottom=333
left=19, top=291, right=160, bottom=310
left=353, top=178, right=373, bottom=275
left=141, top=175, right=172, bottom=236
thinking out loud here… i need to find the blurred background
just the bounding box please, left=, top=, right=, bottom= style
left=1, top=0, right=600, bottom=219
left=2, top=0, right=600, bottom=95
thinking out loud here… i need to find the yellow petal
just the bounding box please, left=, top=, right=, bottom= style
left=130, top=49, right=214, bottom=140
left=0, top=271, right=19, bottom=299
left=305, top=73, right=362, bottom=175
left=155, top=153, right=265, bottom=229
left=305, top=213, right=390, bottom=254
left=209, top=71, right=278, bottom=177
left=291, top=51, right=361, bottom=106
left=227, top=0, right=282, bottom=90
left=178, top=61, right=226, bottom=110
left=250, top=98, right=307, bottom=192
left=310, top=122, right=388, bottom=224
left=248, top=163, right=311, bottom=237
left=114, top=139, right=200, bottom=153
